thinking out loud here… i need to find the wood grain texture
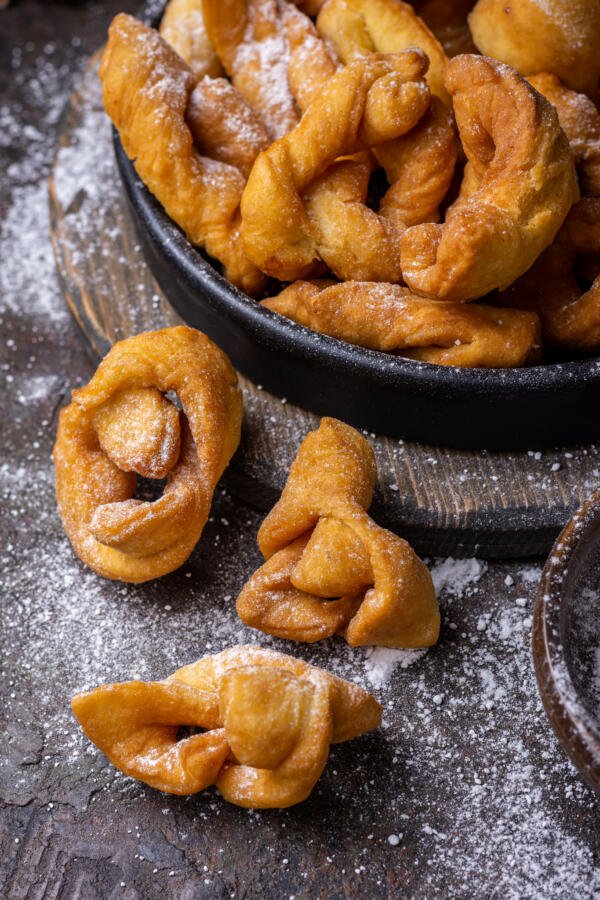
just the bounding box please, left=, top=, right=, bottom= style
left=48, top=57, right=600, bottom=558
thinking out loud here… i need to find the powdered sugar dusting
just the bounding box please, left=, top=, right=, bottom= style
left=1, top=179, right=69, bottom=324
left=363, top=556, right=488, bottom=687
left=228, top=0, right=298, bottom=140
left=1, top=44, right=74, bottom=326
left=364, top=646, right=427, bottom=688
left=430, top=556, right=486, bottom=596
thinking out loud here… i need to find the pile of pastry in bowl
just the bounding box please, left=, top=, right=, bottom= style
left=100, top=0, right=600, bottom=367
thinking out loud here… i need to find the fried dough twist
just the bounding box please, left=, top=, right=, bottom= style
left=263, top=280, right=542, bottom=366
left=263, top=13, right=457, bottom=286
left=186, top=76, right=270, bottom=178
left=240, top=51, right=431, bottom=281
left=204, top=1, right=400, bottom=281
left=237, top=418, right=440, bottom=647
left=283, top=4, right=407, bottom=280
left=160, top=0, right=223, bottom=79
left=314, top=0, right=458, bottom=250
left=71, top=645, right=382, bottom=807
left=468, top=0, right=600, bottom=97
left=280, top=3, right=440, bottom=280
left=400, top=55, right=579, bottom=302
left=498, top=199, right=600, bottom=351
left=100, top=14, right=265, bottom=294
left=53, top=327, right=242, bottom=583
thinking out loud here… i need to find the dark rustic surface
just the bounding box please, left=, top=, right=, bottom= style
left=48, top=57, right=600, bottom=560
left=1, top=3, right=600, bottom=898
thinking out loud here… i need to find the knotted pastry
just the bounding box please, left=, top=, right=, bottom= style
left=282, top=5, right=454, bottom=279
left=186, top=77, right=270, bottom=178
left=203, top=0, right=392, bottom=281
left=71, top=645, right=382, bottom=807
left=237, top=418, right=440, bottom=647
left=498, top=199, right=600, bottom=351
left=160, top=0, right=223, bottom=79
left=374, top=97, right=457, bottom=230
left=263, top=280, right=542, bottom=367
left=400, top=54, right=579, bottom=302
left=468, top=0, right=600, bottom=97
left=284, top=6, right=413, bottom=281
left=240, top=51, right=431, bottom=281
left=527, top=74, right=600, bottom=199
left=315, top=0, right=457, bottom=231
left=100, top=14, right=265, bottom=294
left=272, top=4, right=453, bottom=253
left=53, top=327, right=242, bottom=583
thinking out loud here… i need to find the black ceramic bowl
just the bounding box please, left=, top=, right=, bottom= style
left=533, top=489, right=600, bottom=794
left=115, top=0, right=600, bottom=450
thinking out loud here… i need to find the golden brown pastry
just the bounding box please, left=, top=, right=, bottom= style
left=317, top=0, right=450, bottom=103
left=282, top=0, right=340, bottom=110
left=101, top=5, right=596, bottom=370
left=100, top=13, right=265, bottom=294
left=285, top=0, right=402, bottom=284
left=240, top=51, right=431, bottom=281
left=468, top=0, right=600, bottom=97
left=201, top=0, right=300, bottom=139
left=160, top=0, right=223, bottom=79
left=375, top=96, right=457, bottom=228
left=301, top=158, right=404, bottom=282
left=283, top=6, right=415, bottom=281
left=263, top=280, right=542, bottom=366
left=282, top=4, right=456, bottom=279
left=314, top=0, right=459, bottom=244
left=400, top=54, right=579, bottom=302
left=528, top=73, right=600, bottom=198
left=498, top=199, right=600, bottom=351
left=53, top=327, right=242, bottom=583
left=71, top=645, right=382, bottom=807
left=237, top=418, right=440, bottom=647
left=186, top=77, right=270, bottom=178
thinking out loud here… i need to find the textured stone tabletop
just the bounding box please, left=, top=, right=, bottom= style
left=0, top=2, right=599, bottom=897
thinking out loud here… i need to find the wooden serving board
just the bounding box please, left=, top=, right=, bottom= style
left=48, top=57, right=600, bottom=558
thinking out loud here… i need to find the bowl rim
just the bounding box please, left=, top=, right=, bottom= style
left=126, top=0, right=600, bottom=395
left=533, top=487, right=600, bottom=793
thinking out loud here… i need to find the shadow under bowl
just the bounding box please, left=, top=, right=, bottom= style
left=115, top=0, right=600, bottom=450
left=533, top=488, right=600, bottom=794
